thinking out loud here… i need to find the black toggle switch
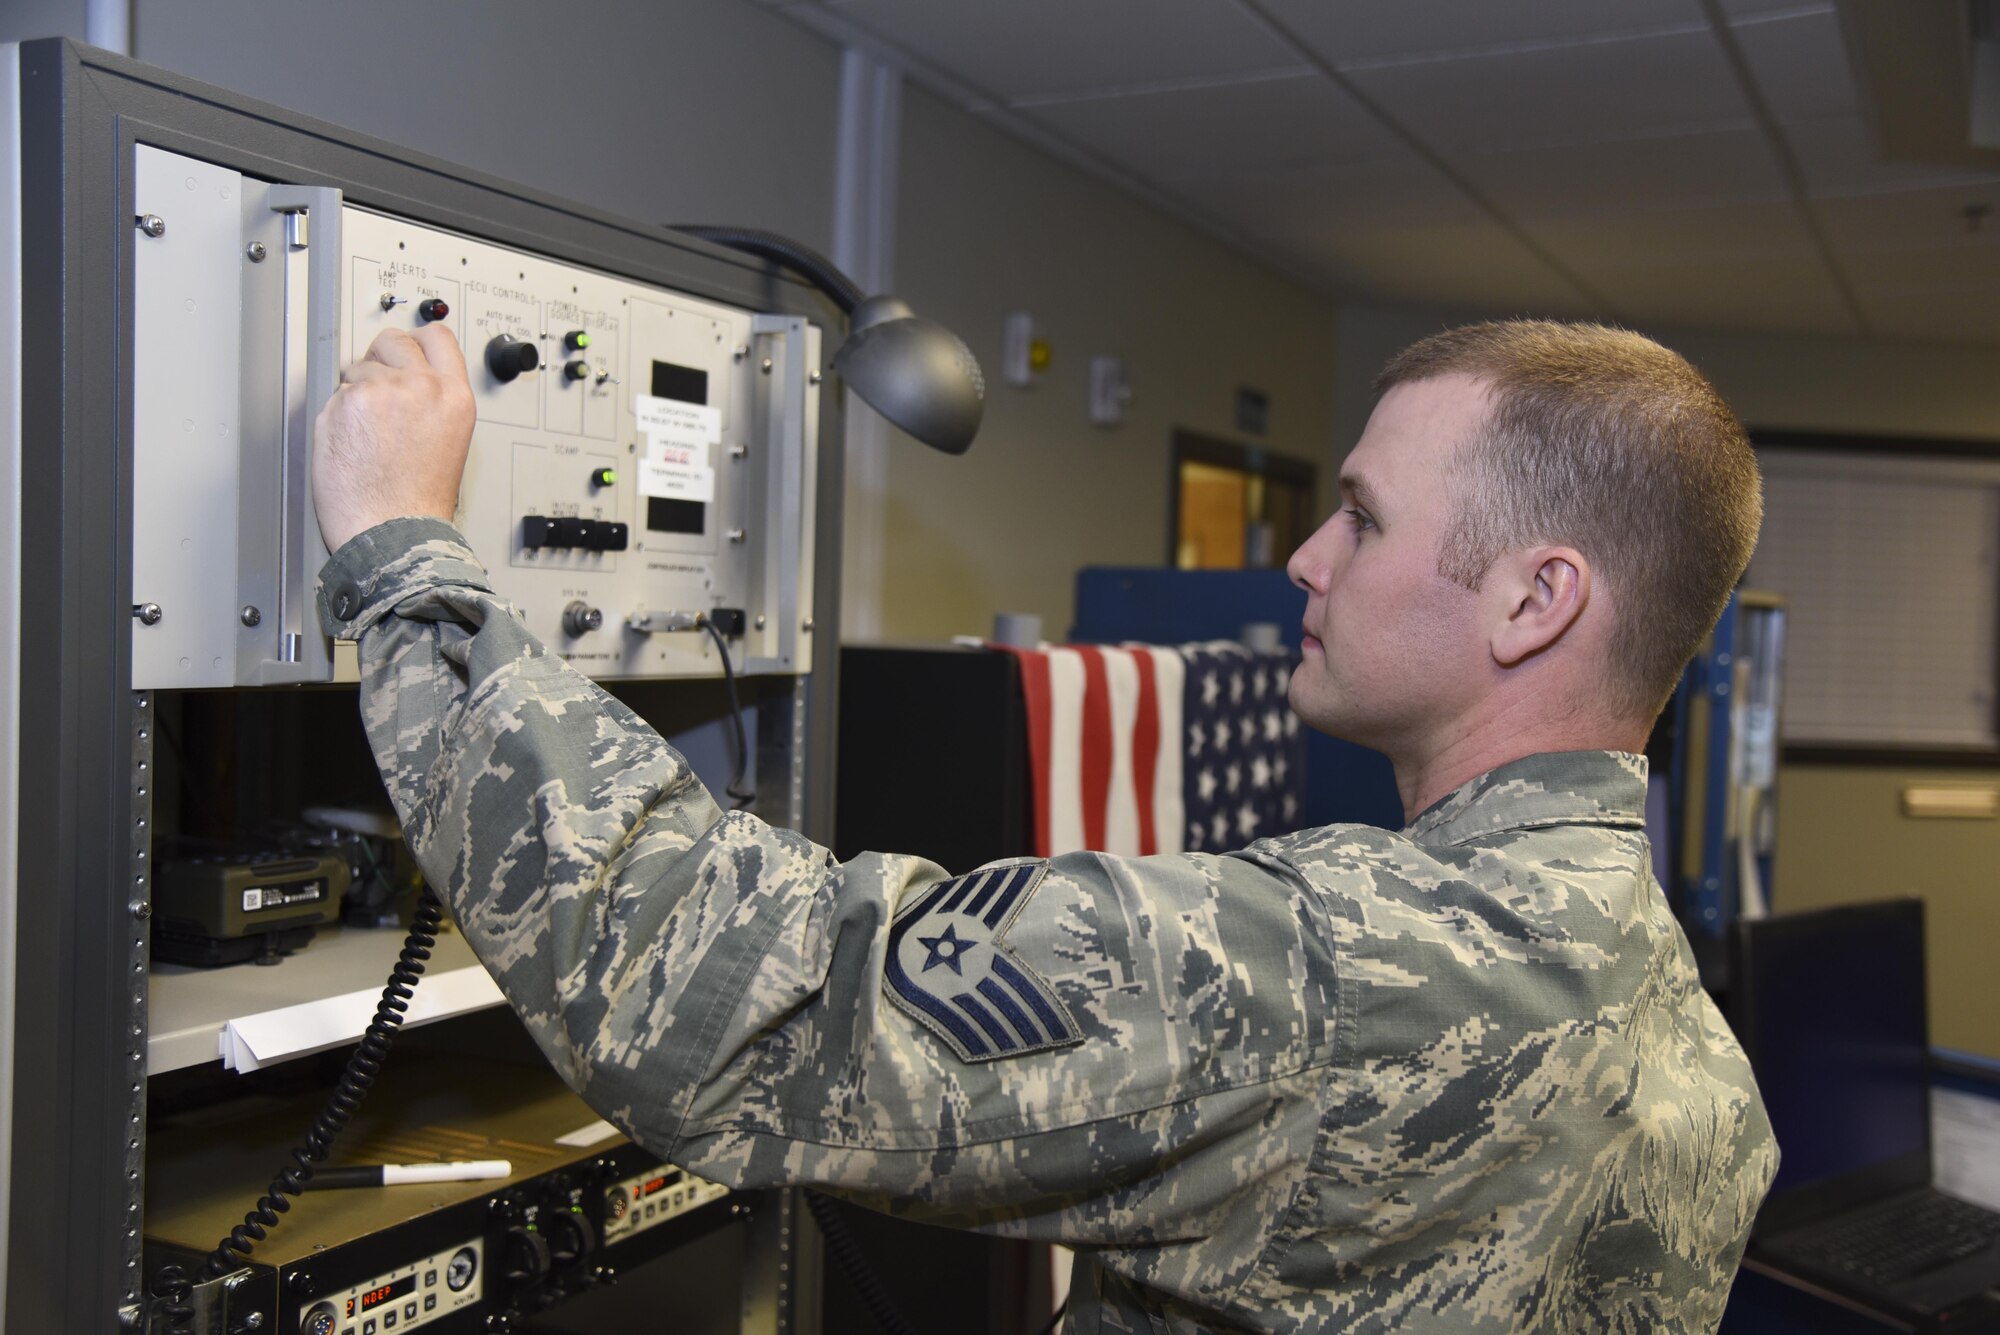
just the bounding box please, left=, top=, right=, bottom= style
left=522, top=515, right=625, bottom=551
left=486, top=334, right=539, bottom=383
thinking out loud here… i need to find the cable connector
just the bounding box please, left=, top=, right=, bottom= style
left=705, top=607, right=747, bottom=637
left=627, top=609, right=701, bottom=634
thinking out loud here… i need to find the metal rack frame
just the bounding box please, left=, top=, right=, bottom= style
left=4, top=37, right=843, bottom=1332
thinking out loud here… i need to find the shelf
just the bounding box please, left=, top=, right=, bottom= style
left=148, top=922, right=504, bottom=1075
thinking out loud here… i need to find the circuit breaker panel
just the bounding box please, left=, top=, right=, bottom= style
left=130, top=144, right=821, bottom=688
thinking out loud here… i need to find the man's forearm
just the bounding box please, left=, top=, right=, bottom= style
left=317, top=517, right=802, bottom=1147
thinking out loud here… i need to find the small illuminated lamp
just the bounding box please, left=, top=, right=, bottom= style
left=668, top=226, right=984, bottom=455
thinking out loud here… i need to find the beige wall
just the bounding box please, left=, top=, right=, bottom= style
left=1341, top=301, right=2000, bottom=1059
left=1774, top=767, right=2000, bottom=1057
left=881, top=88, right=1338, bottom=642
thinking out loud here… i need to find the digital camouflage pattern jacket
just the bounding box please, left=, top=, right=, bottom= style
left=320, top=518, right=1778, bottom=1334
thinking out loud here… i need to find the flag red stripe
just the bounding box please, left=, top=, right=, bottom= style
left=1130, top=648, right=1160, bottom=855
left=1074, top=646, right=1112, bottom=852
left=1012, top=648, right=1056, bottom=859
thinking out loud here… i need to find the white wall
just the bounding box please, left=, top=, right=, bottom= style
left=883, top=86, right=1338, bottom=642
left=131, top=0, right=843, bottom=249
left=0, top=1, right=88, bottom=47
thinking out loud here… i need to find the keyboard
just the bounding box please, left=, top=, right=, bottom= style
left=1787, top=1192, right=2000, bottom=1286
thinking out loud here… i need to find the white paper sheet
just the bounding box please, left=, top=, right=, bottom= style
left=555, top=1119, right=623, bottom=1148
left=217, top=965, right=505, bottom=1072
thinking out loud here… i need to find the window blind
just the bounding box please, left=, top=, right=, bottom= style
left=1746, top=450, right=1999, bottom=749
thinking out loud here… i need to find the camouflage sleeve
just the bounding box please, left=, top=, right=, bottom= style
left=319, top=520, right=1342, bottom=1294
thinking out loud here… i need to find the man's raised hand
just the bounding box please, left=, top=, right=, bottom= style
left=312, top=323, right=478, bottom=553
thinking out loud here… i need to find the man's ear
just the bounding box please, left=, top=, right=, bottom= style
left=1490, top=546, right=1590, bottom=667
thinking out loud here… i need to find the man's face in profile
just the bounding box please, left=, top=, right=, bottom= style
left=1286, top=374, right=1491, bottom=757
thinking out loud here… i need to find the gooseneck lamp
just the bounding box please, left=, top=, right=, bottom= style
left=670, top=226, right=984, bottom=455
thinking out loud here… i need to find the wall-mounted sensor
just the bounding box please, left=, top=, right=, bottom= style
left=1089, top=355, right=1130, bottom=427
left=1003, top=312, right=1050, bottom=388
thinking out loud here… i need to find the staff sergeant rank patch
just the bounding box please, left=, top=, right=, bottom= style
left=885, top=863, right=1083, bottom=1063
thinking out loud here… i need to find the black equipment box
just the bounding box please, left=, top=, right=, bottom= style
left=153, top=845, right=349, bottom=967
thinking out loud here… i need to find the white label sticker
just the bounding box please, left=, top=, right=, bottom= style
left=635, top=395, right=720, bottom=448
left=242, top=888, right=263, bottom=912
left=638, top=457, right=715, bottom=503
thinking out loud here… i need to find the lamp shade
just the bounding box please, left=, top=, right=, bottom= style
left=831, top=296, right=985, bottom=455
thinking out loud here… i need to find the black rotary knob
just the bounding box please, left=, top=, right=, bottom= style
left=502, top=1225, right=551, bottom=1285
left=486, top=334, right=540, bottom=383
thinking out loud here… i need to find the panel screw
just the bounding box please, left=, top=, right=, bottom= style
left=755, top=615, right=766, bottom=630
left=136, top=214, right=166, bottom=238
left=727, top=529, right=746, bottom=544
left=133, top=603, right=163, bottom=626
left=240, top=605, right=262, bottom=627
left=734, top=345, right=748, bottom=361
left=809, top=371, right=822, bottom=386
left=760, top=358, right=773, bottom=374
left=130, top=901, right=151, bottom=919
left=244, top=241, right=267, bottom=263
left=730, top=444, right=748, bottom=459
left=239, top=1315, right=266, bottom=1331
left=802, top=619, right=815, bottom=633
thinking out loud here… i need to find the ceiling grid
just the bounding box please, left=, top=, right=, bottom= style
left=765, top=0, right=2000, bottom=344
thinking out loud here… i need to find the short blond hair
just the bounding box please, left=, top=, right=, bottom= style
left=1377, top=320, right=1762, bottom=717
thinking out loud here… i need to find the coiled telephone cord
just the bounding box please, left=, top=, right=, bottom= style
left=186, top=889, right=444, bottom=1282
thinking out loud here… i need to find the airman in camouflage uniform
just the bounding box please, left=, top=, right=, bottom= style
left=313, top=319, right=1777, bottom=1333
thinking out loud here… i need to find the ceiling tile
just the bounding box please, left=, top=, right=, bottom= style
left=1845, top=243, right=2000, bottom=293
left=1529, top=200, right=1820, bottom=269
left=1785, top=115, right=2000, bottom=198
left=827, top=0, right=1297, bottom=101
left=1729, top=7, right=1859, bottom=122
left=1254, top=0, right=1703, bottom=66
left=1583, top=255, right=1857, bottom=335
left=1453, top=126, right=1788, bottom=218
left=1859, top=285, right=2000, bottom=343
left=1016, top=73, right=1398, bottom=184
left=1179, top=153, right=1484, bottom=234
left=1255, top=217, right=1601, bottom=314
left=1813, top=183, right=2000, bottom=254
left=1341, top=28, right=1750, bottom=152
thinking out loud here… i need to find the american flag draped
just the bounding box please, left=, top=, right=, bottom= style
left=993, top=641, right=1307, bottom=858
left=1177, top=642, right=1305, bottom=853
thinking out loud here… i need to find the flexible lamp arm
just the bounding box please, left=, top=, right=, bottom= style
left=666, top=224, right=984, bottom=456
left=671, top=224, right=864, bottom=314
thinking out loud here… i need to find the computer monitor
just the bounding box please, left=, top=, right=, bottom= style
left=1731, top=899, right=1932, bottom=1236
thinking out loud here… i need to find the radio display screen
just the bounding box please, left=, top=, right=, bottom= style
left=360, top=1274, right=416, bottom=1311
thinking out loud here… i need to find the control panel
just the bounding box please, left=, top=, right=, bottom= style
left=601, top=1164, right=729, bottom=1245
left=130, top=145, right=822, bottom=689
left=297, top=1239, right=481, bottom=1335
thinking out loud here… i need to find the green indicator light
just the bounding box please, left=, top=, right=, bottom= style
left=591, top=467, right=618, bottom=488
left=575, top=332, right=591, bottom=348
left=566, top=329, right=592, bottom=350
